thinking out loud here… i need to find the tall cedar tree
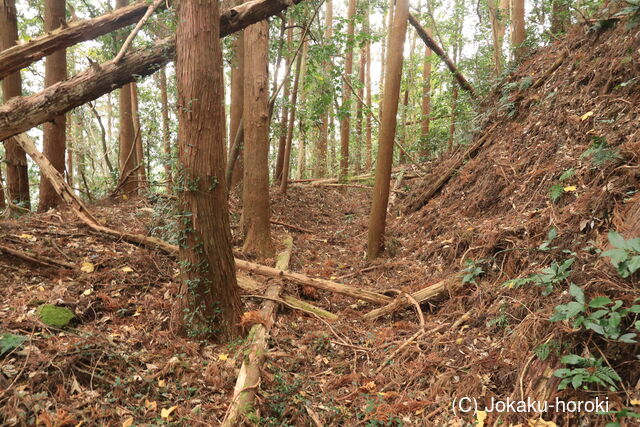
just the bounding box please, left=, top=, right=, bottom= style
left=279, top=38, right=303, bottom=194
left=131, top=83, right=147, bottom=189
left=511, top=0, right=526, bottom=59
left=38, top=0, right=67, bottom=211
left=339, top=0, right=356, bottom=180
left=159, top=67, right=171, bottom=189
left=229, top=28, right=244, bottom=188
left=488, top=0, right=509, bottom=75
left=242, top=20, right=274, bottom=258
left=366, top=0, right=409, bottom=259
left=1, top=0, right=30, bottom=209
left=364, top=10, right=372, bottom=171
left=274, top=25, right=293, bottom=182
left=421, top=25, right=432, bottom=156
left=315, top=1, right=332, bottom=178
left=173, top=0, right=241, bottom=340
left=116, top=0, right=137, bottom=195
left=550, top=0, right=570, bottom=34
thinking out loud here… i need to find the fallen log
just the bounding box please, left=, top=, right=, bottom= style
left=363, top=275, right=462, bottom=321
left=408, top=13, right=477, bottom=98
left=222, top=236, right=292, bottom=426
left=0, top=244, right=76, bottom=269
left=404, top=122, right=498, bottom=213
left=0, top=0, right=306, bottom=142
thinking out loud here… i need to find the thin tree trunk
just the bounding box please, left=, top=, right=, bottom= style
left=339, top=0, right=357, bottom=180
left=273, top=25, right=292, bottom=182
left=421, top=26, right=432, bottom=158
left=173, top=0, right=241, bottom=341
left=1, top=0, right=30, bottom=210
left=0, top=161, right=5, bottom=209
left=354, top=47, right=366, bottom=175
left=488, top=0, right=509, bottom=75
left=66, top=114, right=74, bottom=188
left=315, top=1, right=332, bottom=178
left=38, top=0, right=67, bottom=211
left=550, top=0, right=569, bottom=34
left=378, top=0, right=394, bottom=120
left=399, top=87, right=409, bottom=164
left=296, top=41, right=309, bottom=180
left=159, top=67, right=171, bottom=190
left=364, top=11, right=372, bottom=172
left=229, top=28, right=245, bottom=189
left=511, top=0, right=526, bottom=60
left=448, top=81, right=458, bottom=150
left=366, top=0, right=409, bottom=259
left=88, top=102, right=114, bottom=175
left=242, top=20, right=274, bottom=259
left=279, top=47, right=303, bottom=194
left=131, top=83, right=147, bottom=189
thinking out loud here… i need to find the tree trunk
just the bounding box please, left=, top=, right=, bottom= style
left=448, top=81, right=458, bottom=150
left=131, top=83, right=147, bottom=189
left=339, top=0, right=357, bottom=180
left=66, top=114, right=74, bottom=188
left=279, top=44, right=303, bottom=194
left=364, top=11, right=372, bottom=172
left=0, top=162, right=5, bottom=209
left=488, top=0, right=509, bottom=75
left=399, top=86, right=409, bottom=164
left=550, top=0, right=569, bottom=35
left=378, top=0, right=394, bottom=120
left=159, top=67, right=172, bottom=190
left=315, top=1, right=332, bottom=178
left=296, top=41, right=308, bottom=180
left=511, top=0, right=526, bottom=60
left=173, top=0, right=241, bottom=341
left=421, top=25, right=432, bottom=158
left=354, top=47, right=365, bottom=175
left=273, top=25, right=292, bottom=182
left=1, top=0, right=30, bottom=210
left=366, top=0, right=409, bottom=259
left=229, top=31, right=245, bottom=189
left=0, top=0, right=310, bottom=144
left=242, top=20, right=274, bottom=259
left=38, top=0, right=67, bottom=211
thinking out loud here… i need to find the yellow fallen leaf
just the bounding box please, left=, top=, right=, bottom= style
left=580, top=111, right=594, bottom=121
left=145, top=399, right=157, bottom=411
left=38, top=286, right=45, bottom=292
left=476, top=410, right=487, bottom=427
left=528, top=418, right=557, bottom=426
left=563, top=186, right=577, bottom=192
left=19, top=233, right=35, bottom=240
left=121, top=266, right=134, bottom=273
left=631, top=399, right=640, bottom=405
left=158, top=379, right=166, bottom=387
left=80, top=262, right=95, bottom=273
left=122, top=417, right=134, bottom=427
left=455, top=337, right=464, bottom=344
left=122, top=194, right=128, bottom=200
left=160, top=406, right=177, bottom=419
left=218, top=353, right=228, bottom=361
left=82, top=288, right=93, bottom=296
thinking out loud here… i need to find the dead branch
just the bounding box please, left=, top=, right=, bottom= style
left=0, top=244, right=76, bottom=269
left=114, top=0, right=164, bottom=64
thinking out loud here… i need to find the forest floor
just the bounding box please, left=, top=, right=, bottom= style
left=2, top=10, right=640, bottom=427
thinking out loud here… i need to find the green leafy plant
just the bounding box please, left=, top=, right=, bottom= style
left=0, top=333, right=27, bottom=356
left=504, top=258, right=574, bottom=296
left=461, top=258, right=486, bottom=284
left=554, top=354, right=621, bottom=391
left=550, top=284, right=640, bottom=343
left=37, top=304, right=75, bottom=328
left=538, top=227, right=558, bottom=251
left=602, top=231, right=640, bottom=278
left=600, top=407, right=640, bottom=427
left=580, top=136, right=621, bottom=167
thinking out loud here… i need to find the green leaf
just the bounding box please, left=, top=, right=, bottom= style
left=560, top=354, right=582, bottom=364
left=627, top=256, right=640, bottom=275
left=37, top=304, right=75, bottom=328
left=627, top=238, right=640, bottom=252
left=602, top=248, right=629, bottom=266
left=554, top=368, right=572, bottom=377
left=618, top=333, right=637, bottom=343
left=0, top=333, right=27, bottom=356
left=571, top=374, right=584, bottom=389
left=565, top=301, right=585, bottom=318
left=583, top=320, right=606, bottom=335
left=589, top=296, right=612, bottom=308
left=569, top=284, right=585, bottom=304
left=608, top=231, right=627, bottom=249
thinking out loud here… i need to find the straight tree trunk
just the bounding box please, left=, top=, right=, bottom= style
left=159, top=67, right=172, bottom=190
left=38, top=0, right=67, bottom=211
left=173, top=0, right=241, bottom=341
left=421, top=26, right=432, bottom=158
left=364, top=11, right=372, bottom=172
left=354, top=48, right=366, bottom=175
left=378, top=0, right=394, bottom=120
left=242, top=20, right=274, bottom=259
left=66, top=114, right=74, bottom=187
left=315, top=1, right=332, bottom=178
left=366, top=0, right=409, bottom=259
left=273, top=25, right=292, bottom=182
left=131, top=83, right=147, bottom=189
left=229, top=32, right=244, bottom=189
left=488, top=0, right=509, bottom=75
left=339, top=0, right=357, bottom=180
left=399, top=86, right=409, bottom=164
left=116, top=0, right=138, bottom=195
left=448, top=81, right=458, bottom=149
left=550, top=0, right=569, bottom=34
left=511, top=0, right=526, bottom=60
left=1, top=0, right=30, bottom=210
left=279, top=44, right=303, bottom=194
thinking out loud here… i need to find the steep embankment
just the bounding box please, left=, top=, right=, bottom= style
left=392, top=10, right=640, bottom=425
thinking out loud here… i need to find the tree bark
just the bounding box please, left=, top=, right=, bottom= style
left=488, top=0, right=509, bottom=75
left=421, top=25, right=432, bottom=157
left=354, top=47, right=365, bottom=175
left=279, top=44, right=303, bottom=194
left=159, top=67, right=172, bottom=190
left=173, top=0, right=241, bottom=341
left=242, top=20, right=274, bottom=259
left=408, top=13, right=476, bottom=98
left=274, top=24, right=292, bottom=182
left=229, top=30, right=245, bottom=189
left=378, top=0, right=394, bottom=120
left=366, top=0, right=409, bottom=259
left=1, top=0, right=30, bottom=210
left=510, top=0, right=526, bottom=60
left=0, top=0, right=310, bottom=143
left=38, top=0, right=67, bottom=211
left=339, top=0, right=356, bottom=180
left=314, top=1, right=332, bottom=178
left=131, top=83, right=147, bottom=189
left=364, top=11, right=372, bottom=172
left=0, top=163, right=5, bottom=209
left=550, top=0, right=569, bottom=35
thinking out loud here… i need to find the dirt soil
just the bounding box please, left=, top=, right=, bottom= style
left=2, top=10, right=640, bottom=427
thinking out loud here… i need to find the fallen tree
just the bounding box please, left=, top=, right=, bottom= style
left=0, top=0, right=306, bottom=142
left=408, top=13, right=476, bottom=98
